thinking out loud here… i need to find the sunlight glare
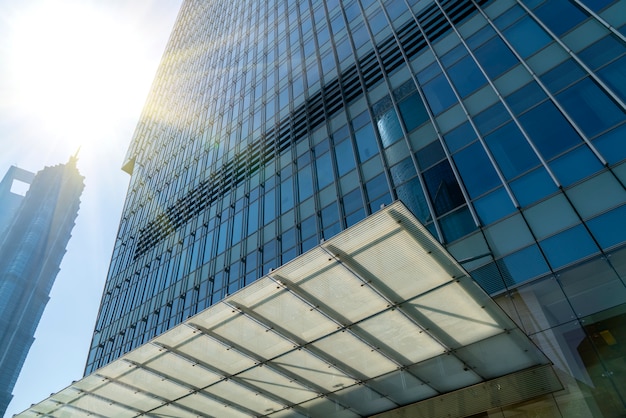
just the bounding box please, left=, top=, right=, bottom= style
left=6, top=0, right=154, bottom=152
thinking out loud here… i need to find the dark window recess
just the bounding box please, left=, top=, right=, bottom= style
left=423, top=160, right=466, bottom=216
left=132, top=0, right=488, bottom=260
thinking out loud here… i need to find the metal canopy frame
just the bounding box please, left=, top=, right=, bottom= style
left=17, top=202, right=559, bottom=418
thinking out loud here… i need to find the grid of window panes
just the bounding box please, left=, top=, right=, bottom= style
left=87, top=1, right=626, bottom=411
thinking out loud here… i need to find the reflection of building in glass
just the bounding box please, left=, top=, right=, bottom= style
left=0, top=159, right=84, bottom=416
left=83, top=0, right=625, bottom=415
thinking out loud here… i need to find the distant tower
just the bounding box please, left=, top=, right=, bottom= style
left=0, top=157, right=84, bottom=415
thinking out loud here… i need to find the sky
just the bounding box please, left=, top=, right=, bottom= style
left=0, top=1, right=182, bottom=416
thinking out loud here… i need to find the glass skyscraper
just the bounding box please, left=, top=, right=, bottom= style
left=87, top=0, right=626, bottom=415
left=0, top=159, right=84, bottom=416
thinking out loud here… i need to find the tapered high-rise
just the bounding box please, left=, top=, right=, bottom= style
left=87, top=0, right=626, bottom=415
left=0, top=158, right=84, bottom=415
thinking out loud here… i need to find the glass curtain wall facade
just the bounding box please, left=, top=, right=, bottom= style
left=88, top=0, right=626, bottom=415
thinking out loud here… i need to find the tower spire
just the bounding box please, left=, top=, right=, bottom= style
left=69, top=147, right=81, bottom=165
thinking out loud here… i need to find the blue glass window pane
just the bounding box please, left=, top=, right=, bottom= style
left=282, top=227, right=297, bottom=250
left=263, top=240, right=277, bottom=261
left=369, top=193, right=393, bottom=212
left=321, top=202, right=340, bottom=228
left=376, top=109, right=404, bottom=147
left=282, top=247, right=298, bottom=264
left=470, top=262, right=507, bottom=294
left=323, top=43, right=341, bottom=67
left=421, top=74, right=457, bottom=114
left=280, top=176, right=294, bottom=213
left=314, top=139, right=330, bottom=155
left=580, top=0, right=614, bottom=12
left=343, top=188, right=364, bottom=215
left=203, top=229, right=215, bottom=263
left=306, top=62, right=320, bottom=88
left=292, top=76, right=305, bottom=99
left=549, top=145, right=603, bottom=186
left=506, top=82, right=547, bottom=115
left=394, top=80, right=418, bottom=104
left=446, top=55, right=487, bottom=97
left=300, top=216, right=317, bottom=240
left=484, top=122, right=540, bottom=179
left=396, top=177, right=432, bottom=223
left=474, top=102, right=510, bottom=136
left=466, top=25, right=496, bottom=49
left=532, top=0, right=587, bottom=36
left=372, top=95, right=393, bottom=119
left=417, top=61, right=442, bottom=85
left=351, top=24, right=369, bottom=50
left=439, top=206, right=476, bottom=243
left=322, top=222, right=342, bottom=240
left=524, top=194, right=579, bottom=240
left=278, top=85, right=290, bottom=109
left=365, top=172, right=389, bottom=200
left=509, top=167, right=558, bottom=207
left=398, top=93, right=429, bottom=132
left=539, top=224, right=599, bottom=269
left=593, top=123, right=626, bottom=164
left=453, top=142, right=501, bottom=198
left=416, top=140, right=445, bottom=169
left=264, top=188, right=276, bottom=225
left=334, top=139, right=356, bottom=176
left=336, top=37, right=353, bottom=62
left=247, top=201, right=259, bottom=236
left=500, top=245, right=550, bottom=284
left=354, top=124, right=379, bottom=161
left=540, top=59, right=585, bottom=93
left=315, top=152, right=334, bottom=188
left=346, top=208, right=366, bottom=227
left=385, top=0, right=409, bottom=21
left=443, top=121, right=476, bottom=152
left=472, top=36, right=518, bottom=78
left=352, top=111, right=371, bottom=130
left=519, top=100, right=582, bottom=160
left=473, top=187, right=516, bottom=225
left=423, top=160, right=466, bottom=216
left=440, top=44, right=466, bottom=67
left=578, top=35, right=625, bottom=70
left=556, top=78, right=626, bottom=138
left=598, top=55, right=626, bottom=103
left=425, top=222, right=438, bottom=238
left=330, top=12, right=346, bottom=34
left=389, top=157, right=417, bottom=185
left=503, top=16, right=551, bottom=58
left=565, top=171, right=626, bottom=219
left=493, top=5, right=525, bottom=29
left=297, top=166, right=314, bottom=200
left=264, top=171, right=276, bottom=189
left=316, top=22, right=330, bottom=45
left=301, top=235, right=318, bottom=252
left=367, top=10, right=387, bottom=34
left=587, top=204, right=626, bottom=249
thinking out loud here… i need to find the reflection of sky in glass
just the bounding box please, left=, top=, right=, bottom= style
left=376, top=109, right=403, bottom=147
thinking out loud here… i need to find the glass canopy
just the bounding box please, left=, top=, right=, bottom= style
left=16, top=202, right=558, bottom=417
